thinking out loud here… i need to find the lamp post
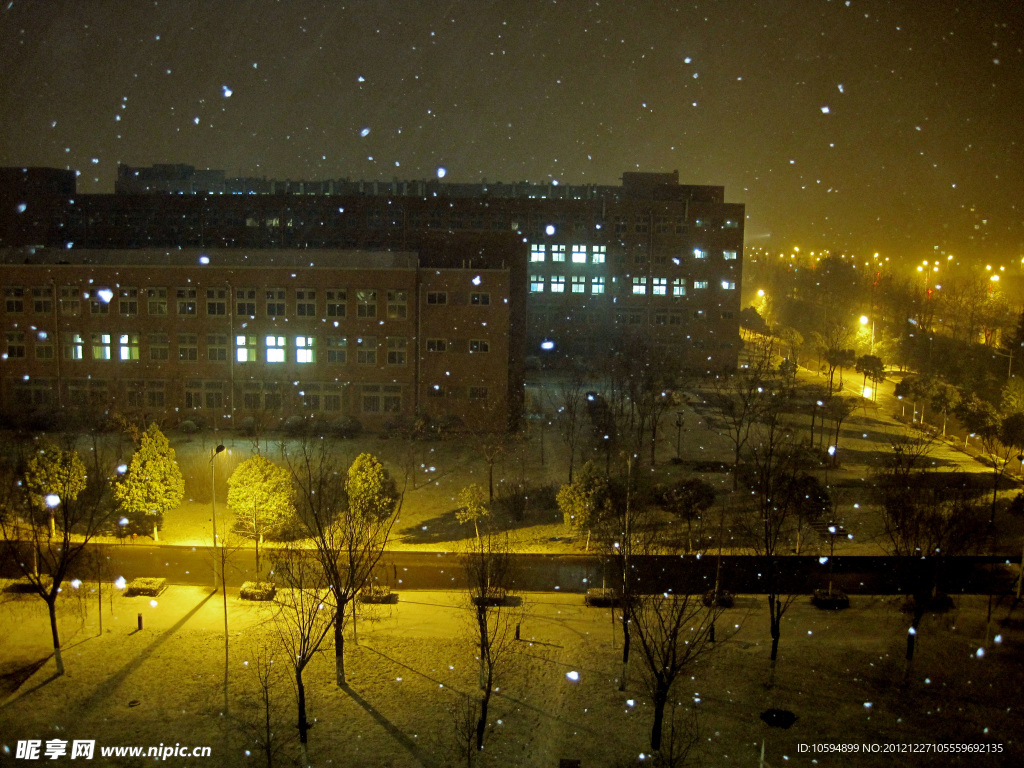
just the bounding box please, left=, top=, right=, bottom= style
left=675, top=411, right=684, bottom=459
left=210, top=444, right=225, bottom=589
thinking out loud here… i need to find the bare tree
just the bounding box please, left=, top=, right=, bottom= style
left=237, top=638, right=292, bottom=768
left=285, top=438, right=400, bottom=685
left=553, top=362, right=588, bottom=483
left=462, top=524, right=519, bottom=753
left=708, top=335, right=776, bottom=488
left=741, top=391, right=808, bottom=683
left=629, top=590, right=724, bottom=755
left=270, top=546, right=336, bottom=766
left=873, top=434, right=987, bottom=669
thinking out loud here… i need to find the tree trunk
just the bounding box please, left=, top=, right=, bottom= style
left=153, top=523, right=159, bottom=542
left=335, top=616, right=346, bottom=686
left=650, top=681, right=669, bottom=752
left=47, top=597, right=65, bottom=676
left=296, top=665, right=309, bottom=757
left=618, top=616, right=631, bottom=691
left=476, top=686, right=490, bottom=751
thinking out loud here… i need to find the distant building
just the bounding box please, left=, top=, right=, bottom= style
left=1, top=164, right=745, bottom=422
left=0, top=242, right=522, bottom=432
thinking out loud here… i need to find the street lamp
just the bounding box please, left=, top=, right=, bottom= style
left=675, top=411, right=684, bottom=459
left=210, top=444, right=225, bottom=589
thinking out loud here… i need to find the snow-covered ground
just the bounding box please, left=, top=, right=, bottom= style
left=2, top=582, right=1021, bottom=766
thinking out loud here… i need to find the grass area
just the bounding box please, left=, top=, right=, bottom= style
left=1, top=584, right=1021, bottom=766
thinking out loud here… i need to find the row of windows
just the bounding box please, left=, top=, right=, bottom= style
left=7, top=378, right=489, bottom=413
left=3, top=287, right=492, bottom=320
left=527, top=245, right=737, bottom=264
left=529, top=244, right=607, bottom=263
left=527, top=276, right=736, bottom=295
left=3, top=332, right=491, bottom=365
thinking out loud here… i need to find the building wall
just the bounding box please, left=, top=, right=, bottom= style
left=0, top=249, right=514, bottom=432
left=1, top=167, right=744, bottom=373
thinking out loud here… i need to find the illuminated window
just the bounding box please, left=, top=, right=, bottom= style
left=653, top=278, right=667, bottom=296
left=673, top=279, right=687, bottom=297
left=178, top=334, right=199, bottom=361
left=592, top=246, right=606, bottom=264
left=118, top=333, right=140, bottom=361
left=266, top=289, right=286, bottom=318
left=356, top=290, right=377, bottom=317
left=469, top=387, right=488, bottom=400
left=551, top=245, right=566, bottom=262
left=426, top=291, right=447, bottom=305
left=207, top=334, right=228, bottom=361
left=176, top=287, right=197, bottom=315
left=206, top=288, right=227, bottom=316
left=356, top=337, right=376, bottom=365
left=265, top=335, right=286, bottom=363
left=32, top=287, right=53, bottom=314
left=693, top=280, right=709, bottom=290
left=64, top=333, right=84, bottom=360
left=571, top=245, right=587, bottom=263
left=296, top=289, right=316, bottom=317
left=60, top=286, right=81, bottom=316
left=4, top=287, right=24, bottom=313
left=530, top=244, right=546, bottom=262
left=469, top=339, right=490, bottom=353
left=5, top=331, right=26, bottom=358
left=326, top=289, right=346, bottom=317
left=149, top=333, right=169, bottom=360
left=632, top=277, right=647, bottom=295
left=426, top=338, right=447, bottom=352
left=295, top=336, right=315, bottom=363
left=693, top=249, right=706, bottom=259
left=470, top=292, right=490, bottom=305
left=235, top=335, right=256, bottom=363
left=91, top=333, right=111, bottom=360
left=571, top=276, right=586, bottom=293
left=387, top=337, right=407, bottom=365
left=530, top=275, right=545, bottom=293
left=119, top=288, right=138, bottom=316
left=235, top=288, right=256, bottom=316
left=550, top=276, right=566, bottom=293
left=591, top=277, right=605, bottom=295
left=721, top=280, right=736, bottom=290
left=327, top=336, right=347, bottom=363
left=724, top=250, right=738, bottom=260
left=387, top=290, right=407, bottom=320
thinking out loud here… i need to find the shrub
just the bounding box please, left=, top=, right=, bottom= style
left=123, top=577, right=166, bottom=597
left=702, top=589, right=734, bottom=608
left=812, top=588, right=849, bottom=609
left=178, top=419, right=200, bottom=435
left=239, top=581, right=276, bottom=601
left=584, top=587, right=620, bottom=608
left=358, top=584, right=395, bottom=604
left=332, top=415, right=363, bottom=439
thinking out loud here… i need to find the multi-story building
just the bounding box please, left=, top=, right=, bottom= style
left=0, top=244, right=521, bottom=432
left=1, top=165, right=745, bottom=425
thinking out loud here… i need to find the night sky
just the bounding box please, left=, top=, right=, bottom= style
left=1, top=1, right=1021, bottom=263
